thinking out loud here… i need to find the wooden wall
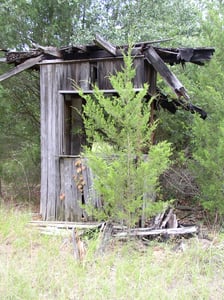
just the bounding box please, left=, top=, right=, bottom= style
left=40, top=57, right=156, bottom=221
left=40, top=62, right=90, bottom=220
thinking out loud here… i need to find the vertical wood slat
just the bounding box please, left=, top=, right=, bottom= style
left=97, top=58, right=144, bottom=90
left=64, top=158, right=83, bottom=221
left=47, top=63, right=57, bottom=220
left=58, top=157, right=100, bottom=221
left=57, top=158, right=65, bottom=220
left=40, top=66, right=48, bottom=219
left=97, top=59, right=124, bottom=89
left=133, top=58, right=145, bottom=88
left=40, top=62, right=91, bottom=221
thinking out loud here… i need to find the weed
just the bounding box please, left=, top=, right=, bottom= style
left=0, top=206, right=224, bottom=299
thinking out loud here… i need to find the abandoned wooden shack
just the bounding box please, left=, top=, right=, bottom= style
left=0, top=35, right=214, bottom=221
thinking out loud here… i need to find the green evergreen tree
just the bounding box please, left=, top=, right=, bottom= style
left=187, top=2, right=224, bottom=216
left=78, top=53, right=172, bottom=226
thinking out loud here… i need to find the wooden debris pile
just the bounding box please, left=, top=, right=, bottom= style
left=29, top=208, right=198, bottom=261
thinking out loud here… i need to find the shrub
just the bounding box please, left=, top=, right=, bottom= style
left=78, top=52, right=172, bottom=226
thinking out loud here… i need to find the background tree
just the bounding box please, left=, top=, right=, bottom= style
left=0, top=0, right=217, bottom=208
left=187, top=1, right=224, bottom=216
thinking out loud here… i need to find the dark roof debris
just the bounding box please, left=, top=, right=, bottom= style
left=0, top=35, right=214, bottom=66
left=0, top=35, right=214, bottom=118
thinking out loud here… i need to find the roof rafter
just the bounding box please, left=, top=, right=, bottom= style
left=144, top=46, right=190, bottom=100
left=0, top=55, right=43, bottom=82
left=94, top=34, right=117, bottom=56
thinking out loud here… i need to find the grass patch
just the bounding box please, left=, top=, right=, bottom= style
left=0, top=205, right=224, bottom=299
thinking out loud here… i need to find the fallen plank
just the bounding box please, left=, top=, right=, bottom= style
left=29, top=220, right=103, bottom=229
left=113, top=226, right=198, bottom=237
left=144, top=46, right=190, bottom=100
left=0, top=55, right=43, bottom=82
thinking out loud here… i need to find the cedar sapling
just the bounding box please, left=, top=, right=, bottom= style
left=76, top=51, right=172, bottom=227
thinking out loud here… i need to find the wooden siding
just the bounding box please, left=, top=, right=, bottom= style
left=40, top=56, right=152, bottom=221
left=58, top=157, right=101, bottom=221
left=97, top=58, right=147, bottom=89
left=40, top=62, right=90, bottom=220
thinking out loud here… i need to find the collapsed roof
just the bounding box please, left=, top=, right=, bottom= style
left=0, top=34, right=215, bottom=117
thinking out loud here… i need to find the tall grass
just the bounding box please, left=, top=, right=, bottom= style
left=0, top=204, right=223, bottom=300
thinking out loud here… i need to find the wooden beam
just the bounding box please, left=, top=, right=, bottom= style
left=94, top=34, right=117, bottom=56
left=0, top=55, right=43, bottom=82
left=120, top=38, right=174, bottom=48
left=32, top=42, right=62, bottom=58
left=59, top=88, right=143, bottom=95
left=144, top=46, right=190, bottom=100
left=61, top=45, right=87, bottom=53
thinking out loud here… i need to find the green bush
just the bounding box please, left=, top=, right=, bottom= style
left=188, top=5, right=224, bottom=217
left=78, top=52, right=172, bottom=226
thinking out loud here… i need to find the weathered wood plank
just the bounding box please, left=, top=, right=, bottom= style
left=40, top=61, right=92, bottom=221
left=29, top=220, right=102, bottom=228
left=46, top=64, right=57, bottom=220
left=133, top=58, right=145, bottom=88
left=38, top=54, right=144, bottom=65
left=32, top=42, right=62, bottom=58
left=94, top=34, right=117, bottom=56
left=0, top=55, right=43, bottom=82
left=40, top=65, right=49, bottom=220
left=144, top=47, right=190, bottom=100
left=114, top=226, right=198, bottom=237
left=57, top=158, right=65, bottom=220
left=63, top=158, right=83, bottom=221
left=59, top=88, right=143, bottom=94
left=97, top=59, right=124, bottom=89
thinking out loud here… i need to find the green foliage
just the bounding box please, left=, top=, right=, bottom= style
left=0, top=0, right=206, bottom=204
left=191, top=116, right=224, bottom=213
left=0, top=0, right=202, bottom=48
left=0, top=0, right=220, bottom=211
left=187, top=3, right=224, bottom=215
left=0, top=71, right=40, bottom=201
left=79, top=53, right=172, bottom=226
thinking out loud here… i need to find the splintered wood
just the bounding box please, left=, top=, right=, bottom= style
left=153, top=207, right=178, bottom=229
left=29, top=219, right=198, bottom=260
